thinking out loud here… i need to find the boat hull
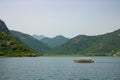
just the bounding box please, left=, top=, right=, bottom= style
left=74, top=59, right=94, bottom=63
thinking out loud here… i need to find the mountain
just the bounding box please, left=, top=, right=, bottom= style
left=40, top=35, right=69, bottom=48
left=0, top=19, right=9, bottom=33
left=0, top=20, right=39, bottom=57
left=32, top=34, right=45, bottom=40
left=11, top=30, right=51, bottom=53
left=48, top=29, right=120, bottom=56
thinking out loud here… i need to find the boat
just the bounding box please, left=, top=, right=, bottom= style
left=74, top=58, right=94, bottom=63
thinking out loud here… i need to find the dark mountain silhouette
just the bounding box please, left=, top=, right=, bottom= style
left=0, top=19, right=9, bottom=33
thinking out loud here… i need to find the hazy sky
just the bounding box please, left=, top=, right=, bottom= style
left=0, top=0, right=120, bottom=38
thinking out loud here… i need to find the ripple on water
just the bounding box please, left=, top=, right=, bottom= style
left=0, top=57, right=120, bottom=80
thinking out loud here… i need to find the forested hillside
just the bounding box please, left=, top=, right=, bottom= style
left=0, top=20, right=39, bottom=57
left=11, top=30, right=51, bottom=53
left=47, top=29, right=120, bottom=56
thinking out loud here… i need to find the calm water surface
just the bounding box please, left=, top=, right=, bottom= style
left=0, top=57, right=120, bottom=80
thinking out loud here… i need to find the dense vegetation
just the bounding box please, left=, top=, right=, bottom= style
left=1, top=19, right=120, bottom=57
left=11, top=30, right=51, bottom=54
left=0, top=32, right=39, bottom=57
left=0, top=20, right=39, bottom=57
left=46, top=29, right=120, bottom=56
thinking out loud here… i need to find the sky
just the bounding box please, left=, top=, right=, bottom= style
left=0, top=0, right=120, bottom=38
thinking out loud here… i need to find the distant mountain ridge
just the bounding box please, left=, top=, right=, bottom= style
left=1, top=19, right=120, bottom=56
left=32, top=34, right=45, bottom=40
left=33, top=34, right=69, bottom=48
left=11, top=30, right=51, bottom=53
left=40, top=35, right=69, bottom=48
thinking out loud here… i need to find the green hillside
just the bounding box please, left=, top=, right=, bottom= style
left=41, top=35, right=69, bottom=48
left=0, top=32, right=39, bottom=57
left=0, top=20, right=39, bottom=57
left=1, top=19, right=120, bottom=56
left=83, top=29, right=120, bottom=56
left=11, top=30, right=51, bottom=54
left=47, top=29, right=120, bottom=56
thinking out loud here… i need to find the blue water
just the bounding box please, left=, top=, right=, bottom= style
left=0, top=57, right=120, bottom=80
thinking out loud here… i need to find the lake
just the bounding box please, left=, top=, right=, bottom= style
left=0, top=57, right=120, bottom=80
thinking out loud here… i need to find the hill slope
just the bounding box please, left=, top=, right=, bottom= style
left=0, top=20, right=39, bottom=57
left=49, top=29, right=120, bottom=56
left=11, top=30, right=51, bottom=53
left=32, top=34, right=45, bottom=40
left=40, top=35, right=69, bottom=48
left=0, top=19, right=9, bottom=33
